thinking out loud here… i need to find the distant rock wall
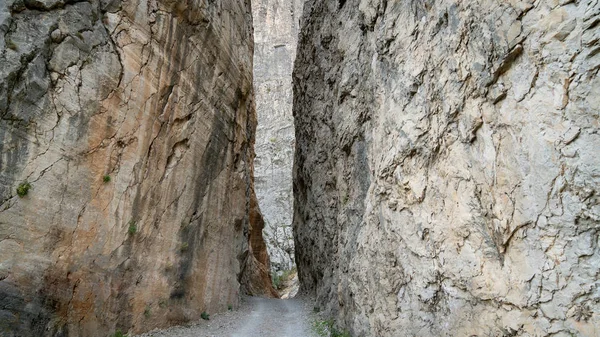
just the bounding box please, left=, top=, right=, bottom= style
left=0, top=0, right=274, bottom=336
left=252, top=0, right=303, bottom=274
left=293, top=0, right=600, bottom=336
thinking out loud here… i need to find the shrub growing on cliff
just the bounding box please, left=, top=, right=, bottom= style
left=201, top=311, right=209, bottom=320
left=313, top=320, right=350, bottom=337
left=103, top=175, right=111, bottom=183
left=111, top=330, right=127, bottom=337
left=272, top=272, right=282, bottom=289
left=128, top=220, right=137, bottom=235
left=16, top=182, right=31, bottom=197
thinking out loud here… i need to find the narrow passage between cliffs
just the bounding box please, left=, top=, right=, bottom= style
left=251, top=0, right=304, bottom=298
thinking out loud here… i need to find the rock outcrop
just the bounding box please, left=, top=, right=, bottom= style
left=293, top=0, right=600, bottom=336
left=252, top=0, right=303, bottom=274
left=0, top=0, right=274, bottom=336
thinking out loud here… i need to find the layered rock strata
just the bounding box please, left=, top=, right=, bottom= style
left=293, top=0, right=600, bottom=336
left=0, top=0, right=274, bottom=336
left=252, top=0, right=303, bottom=274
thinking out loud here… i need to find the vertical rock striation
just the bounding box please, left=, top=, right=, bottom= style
left=0, top=0, right=274, bottom=336
left=252, top=0, right=303, bottom=274
left=293, top=0, right=600, bottom=336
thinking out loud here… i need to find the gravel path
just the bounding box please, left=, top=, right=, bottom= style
left=137, top=296, right=319, bottom=337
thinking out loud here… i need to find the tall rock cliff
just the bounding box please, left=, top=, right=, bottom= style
left=293, top=0, right=600, bottom=336
left=0, top=0, right=274, bottom=336
left=252, top=0, right=303, bottom=274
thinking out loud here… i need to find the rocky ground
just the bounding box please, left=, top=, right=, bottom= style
left=136, top=296, right=319, bottom=337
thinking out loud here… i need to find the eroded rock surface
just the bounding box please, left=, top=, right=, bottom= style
left=252, top=0, right=303, bottom=274
left=293, top=0, right=600, bottom=336
left=0, top=0, right=274, bottom=336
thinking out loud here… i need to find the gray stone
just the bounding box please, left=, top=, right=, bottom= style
left=293, top=0, right=600, bottom=336
left=252, top=0, right=304, bottom=275
left=48, top=37, right=80, bottom=73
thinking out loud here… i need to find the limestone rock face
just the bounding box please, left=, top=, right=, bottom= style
left=293, top=0, right=600, bottom=336
left=0, top=0, right=274, bottom=336
left=252, top=0, right=303, bottom=274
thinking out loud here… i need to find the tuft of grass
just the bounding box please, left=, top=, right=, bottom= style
left=158, top=299, right=168, bottom=308
left=180, top=242, right=189, bottom=252
left=272, top=268, right=297, bottom=290
left=16, top=182, right=31, bottom=197
left=127, top=220, right=137, bottom=235
left=111, top=330, right=127, bottom=337
left=103, top=175, right=111, bottom=183
left=313, top=320, right=330, bottom=336
left=331, top=328, right=351, bottom=337
left=228, top=304, right=233, bottom=311
left=201, top=311, right=209, bottom=320
left=272, top=272, right=282, bottom=289
left=313, top=320, right=351, bottom=337
left=144, top=306, right=151, bottom=318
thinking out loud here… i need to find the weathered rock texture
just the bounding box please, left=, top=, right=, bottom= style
left=293, top=0, right=600, bottom=336
left=0, top=0, right=274, bottom=336
left=252, top=0, right=303, bottom=274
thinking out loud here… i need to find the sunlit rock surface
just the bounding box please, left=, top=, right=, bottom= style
left=252, top=0, right=304, bottom=274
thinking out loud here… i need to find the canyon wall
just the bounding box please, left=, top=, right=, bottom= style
left=293, top=0, right=600, bottom=336
left=0, top=0, right=274, bottom=336
left=252, top=0, right=303, bottom=274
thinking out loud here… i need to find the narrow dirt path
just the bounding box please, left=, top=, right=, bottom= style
left=138, top=296, right=318, bottom=337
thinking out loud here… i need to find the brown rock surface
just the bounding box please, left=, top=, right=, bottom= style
left=0, top=0, right=273, bottom=336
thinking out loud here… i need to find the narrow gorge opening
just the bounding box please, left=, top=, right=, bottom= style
left=252, top=0, right=304, bottom=298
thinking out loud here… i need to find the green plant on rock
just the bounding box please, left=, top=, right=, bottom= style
left=103, top=175, right=111, bottom=183
left=144, top=306, right=151, bottom=318
left=180, top=242, right=189, bottom=252
left=16, top=182, right=31, bottom=197
left=228, top=304, right=233, bottom=311
left=272, top=268, right=296, bottom=290
left=313, top=320, right=351, bottom=337
left=271, top=272, right=282, bottom=289
left=201, top=311, right=209, bottom=320
left=111, top=330, right=127, bottom=337
left=331, top=327, right=351, bottom=337
left=128, top=220, right=137, bottom=235
left=313, top=320, right=331, bottom=336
